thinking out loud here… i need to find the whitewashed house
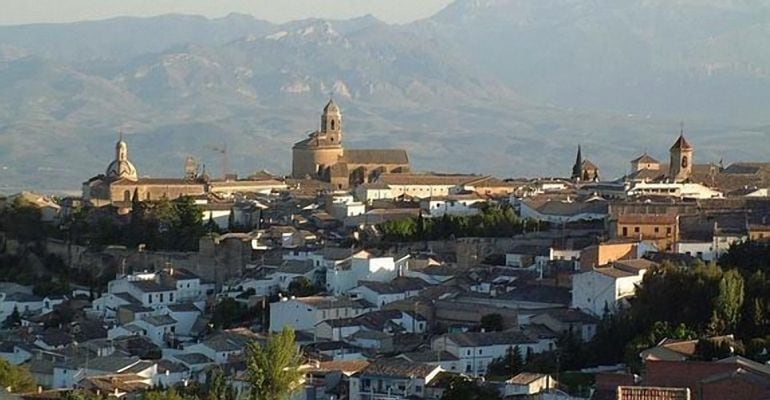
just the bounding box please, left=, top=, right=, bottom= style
left=326, top=252, right=409, bottom=295
left=571, top=259, right=656, bottom=316
left=349, top=277, right=428, bottom=308
left=269, top=295, right=376, bottom=333
left=431, top=331, right=555, bottom=377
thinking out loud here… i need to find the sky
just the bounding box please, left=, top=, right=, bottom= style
left=0, top=0, right=454, bottom=25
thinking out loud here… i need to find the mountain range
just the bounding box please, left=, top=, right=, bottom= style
left=1, top=0, right=770, bottom=191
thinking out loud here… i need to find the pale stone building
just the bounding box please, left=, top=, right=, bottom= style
left=84, top=135, right=285, bottom=209
left=292, top=100, right=410, bottom=189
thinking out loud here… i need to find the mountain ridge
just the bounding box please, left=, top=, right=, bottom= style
left=1, top=1, right=769, bottom=191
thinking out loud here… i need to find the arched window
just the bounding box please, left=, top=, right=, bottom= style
left=123, top=190, right=131, bottom=202
left=331, top=120, right=335, bottom=130
left=682, top=156, right=689, bottom=168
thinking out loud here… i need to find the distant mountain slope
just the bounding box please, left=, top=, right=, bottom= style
left=0, top=2, right=769, bottom=191
left=421, top=0, right=770, bottom=122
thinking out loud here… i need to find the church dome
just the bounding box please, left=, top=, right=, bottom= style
left=106, top=136, right=138, bottom=181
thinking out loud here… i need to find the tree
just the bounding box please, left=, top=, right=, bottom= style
left=61, top=391, right=102, bottom=400
left=142, top=388, right=187, bottom=400
left=441, top=375, right=501, bottom=400
left=1, top=197, right=44, bottom=245
left=246, top=327, right=303, bottom=400
left=709, top=269, right=745, bottom=335
left=287, top=277, right=317, bottom=297
left=207, top=367, right=237, bottom=400
left=0, top=358, right=36, bottom=393
left=3, top=307, right=20, bottom=328
left=480, top=313, right=504, bottom=332
left=487, top=345, right=523, bottom=377
left=211, top=298, right=250, bottom=329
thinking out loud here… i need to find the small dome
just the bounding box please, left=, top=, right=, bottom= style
left=106, top=159, right=138, bottom=181
left=106, top=136, right=138, bottom=180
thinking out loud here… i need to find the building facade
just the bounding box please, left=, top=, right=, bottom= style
left=292, top=100, right=410, bottom=189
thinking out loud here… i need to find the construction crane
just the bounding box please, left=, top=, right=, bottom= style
left=208, top=143, right=229, bottom=180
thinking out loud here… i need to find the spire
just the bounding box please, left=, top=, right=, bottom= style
left=572, top=145, right=583, bottom=180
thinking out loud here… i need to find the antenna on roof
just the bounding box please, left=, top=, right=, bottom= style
left=680, top=121, right=685, bottom=136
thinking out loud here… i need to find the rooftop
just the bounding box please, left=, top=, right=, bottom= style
left=358, top=358, right=440, bottom=379
left=442, top=331, right=537, bottom=347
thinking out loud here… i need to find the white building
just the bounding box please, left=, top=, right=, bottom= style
left=183, top=330, right=255, bottom=364
left=571, top=259, right=656, bottom=316
left=349, top=277, right=427, bottom=308
left=349, top=359, right=443, bottom=400
left=269, top=295, right=375, bottom=333
left=354, top=183, right=393, bottom=203
left=326, top=252, right=409, bottom=295
left=374, top=173, right=482, bottom=200
left=420, top=195, right=486, bottom=218
left=431, top=331, right=555, bottom=377
left=627, top=181, right=723, bottom=200
left=518, top=198, right=608, bottom=224
left=92, top=268, right=204, bottom=319
left=328, top=194, right=366, bottom=220
left=0, top=293, right=63, bottom=321
left=503, top=373, right=557, bottom=397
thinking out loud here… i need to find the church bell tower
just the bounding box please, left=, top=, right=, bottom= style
left=669, top=125, right=693, bottom=182
left=321, top=98, right=342, bottom=145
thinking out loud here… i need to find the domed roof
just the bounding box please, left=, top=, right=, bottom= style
left=323, top=98, right=340, bottom=114
left=106, top=136, right=138, bottom=181
left=106, top=159, right=138, bottom=180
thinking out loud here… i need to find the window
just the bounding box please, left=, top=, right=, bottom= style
left=634, top=227, right=640, bottom=233
left=169, top=293, right=174, bottom=302
left=123, top=190, right=131, bottom=202
left=622, top=227, right=628, bottom=236
left=478, top=349, right=482, bottom=355
left=654, top=227, right=660, bottom=233
left=159, top=293, right=164, bottom=302
left=331, top=120, right=336, bottom=130
left=682, top=156, right=689, bottom=168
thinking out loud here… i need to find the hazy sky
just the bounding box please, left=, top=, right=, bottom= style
left=0, top=0, right=454, bottom=25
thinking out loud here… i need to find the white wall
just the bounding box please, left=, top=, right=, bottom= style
left=572, top=270, right=644, bottom=316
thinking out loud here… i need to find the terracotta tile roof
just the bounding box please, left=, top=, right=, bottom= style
left=617, top=386, right=690, bottom=400
left=632, top=153, right=661, bottom=165
left=342, top=149, right=409, bottom=165
left=377, top=173, right=481, bottom=186
left=508, top=372, right=549, bottom=385
left=358, top=358, right=440, bottom=379
left=616, top=213, right=677, bottom=225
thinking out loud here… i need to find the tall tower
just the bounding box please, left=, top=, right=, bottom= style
left=321, top=98, right=342, bottom=144
left=669, top=126, right=693, bottom=182
left=571, top=145, right=583, bottom=181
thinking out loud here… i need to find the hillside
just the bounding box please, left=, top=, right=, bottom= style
left=0, top=1, right=769, bottom=191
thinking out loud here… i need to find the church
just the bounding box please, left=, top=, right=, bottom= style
left=83, top=135, right=208, bottom=208
left=83, top=134, right=286, bottom=210
left=626, top=130, right=770, bottom=195
left=292, top=100, right=410, bottom=189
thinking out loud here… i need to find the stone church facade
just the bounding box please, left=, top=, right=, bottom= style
left=83, top=135, right=207, bottom=209
left=292, top=100, right=410, bottom=189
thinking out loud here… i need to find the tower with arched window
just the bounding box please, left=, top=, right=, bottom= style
left=669, top=132, right=693, bottom=182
